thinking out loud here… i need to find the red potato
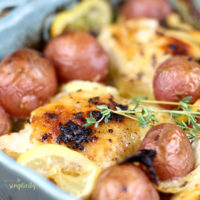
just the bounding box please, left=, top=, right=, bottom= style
left=44, top=32, right=108, bottom=83
left=120, top=0, right=172, bottom=21
left=0, top=48, right=58, bottom=118
left=153, top=56, right=200, bottom=109
left=139, top=123, right=194, bottom=181
left=91, top=164, right=160, bottom=200
left=0, top=105, right=11, bottom=136
left=0, top=10, right=9, bottom=18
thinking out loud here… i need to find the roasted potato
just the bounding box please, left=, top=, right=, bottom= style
left=91, top=164, right=160, bottom=200
left=120, top=0, right=172, bottom=21
left=140, top=123, right=194, bottom=181
left=0, top=48, right=58, bottom=118
left=153, top=56, right=200, bottom=109
left=156, top=139, right=200, bottom=196
left=44, top=32, right=108, bottom=83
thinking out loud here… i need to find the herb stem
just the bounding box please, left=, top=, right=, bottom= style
left=139, top=99, right=200, bottom=108
left=109, top=108, right=200, bottom=116
left=97, top=115, right=106, bottom=124
left=157, top=110, right=200, bottom=115
left=110, top=110, right=138, bottom=121
left=139, top=99, right=181, bottom=106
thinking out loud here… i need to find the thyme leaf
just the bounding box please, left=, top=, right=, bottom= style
left=83, top=96, right=200, bottom=141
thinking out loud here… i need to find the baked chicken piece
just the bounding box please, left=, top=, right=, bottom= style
left=98, top=18, right=200, bottom=99
left=0, top=81, right=173, bottom=168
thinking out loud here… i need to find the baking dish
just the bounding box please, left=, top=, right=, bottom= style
left=0, top=150, right=79, bottom=200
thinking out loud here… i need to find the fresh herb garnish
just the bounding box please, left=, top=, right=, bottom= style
left=83, top=96, right=200, bottom=142
left=83, top=105, right=111, bottom=128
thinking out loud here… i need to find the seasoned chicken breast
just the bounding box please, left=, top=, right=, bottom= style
left=98, top=18, right=200, bottom=99
left=0, top=81, right=173, bottom=168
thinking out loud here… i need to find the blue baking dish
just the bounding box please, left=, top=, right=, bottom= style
left=0, top=151, right=79, bottom=200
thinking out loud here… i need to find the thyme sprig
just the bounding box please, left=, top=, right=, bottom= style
left=83, top=96, right=200, bottom=141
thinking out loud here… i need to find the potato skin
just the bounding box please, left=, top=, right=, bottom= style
left=120, top=0, right=171, bottom=21
left=91, top=164, right=160, bottom=200
left=139, top=123, right=194, bottom=181
left=0, top=48, right=58, bottom=118
left=0, top=106, right=11, bottom=136
left=153, top=56, right=200, bottom=109
left=44, top=32, right=108, bottom=83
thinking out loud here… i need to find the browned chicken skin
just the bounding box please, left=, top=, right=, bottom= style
left=29, top=84, right=173, bottom=168
left=0, top=82, right=174, bottom=168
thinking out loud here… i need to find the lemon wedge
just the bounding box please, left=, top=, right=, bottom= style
left=17, top=144, right=101, bottom=199
left=50, top=0, right=112, bottom=37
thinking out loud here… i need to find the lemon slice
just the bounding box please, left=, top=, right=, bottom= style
left=17, top=144, right=101, bottom=199
left=50, top=0, right=112, bottom=37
